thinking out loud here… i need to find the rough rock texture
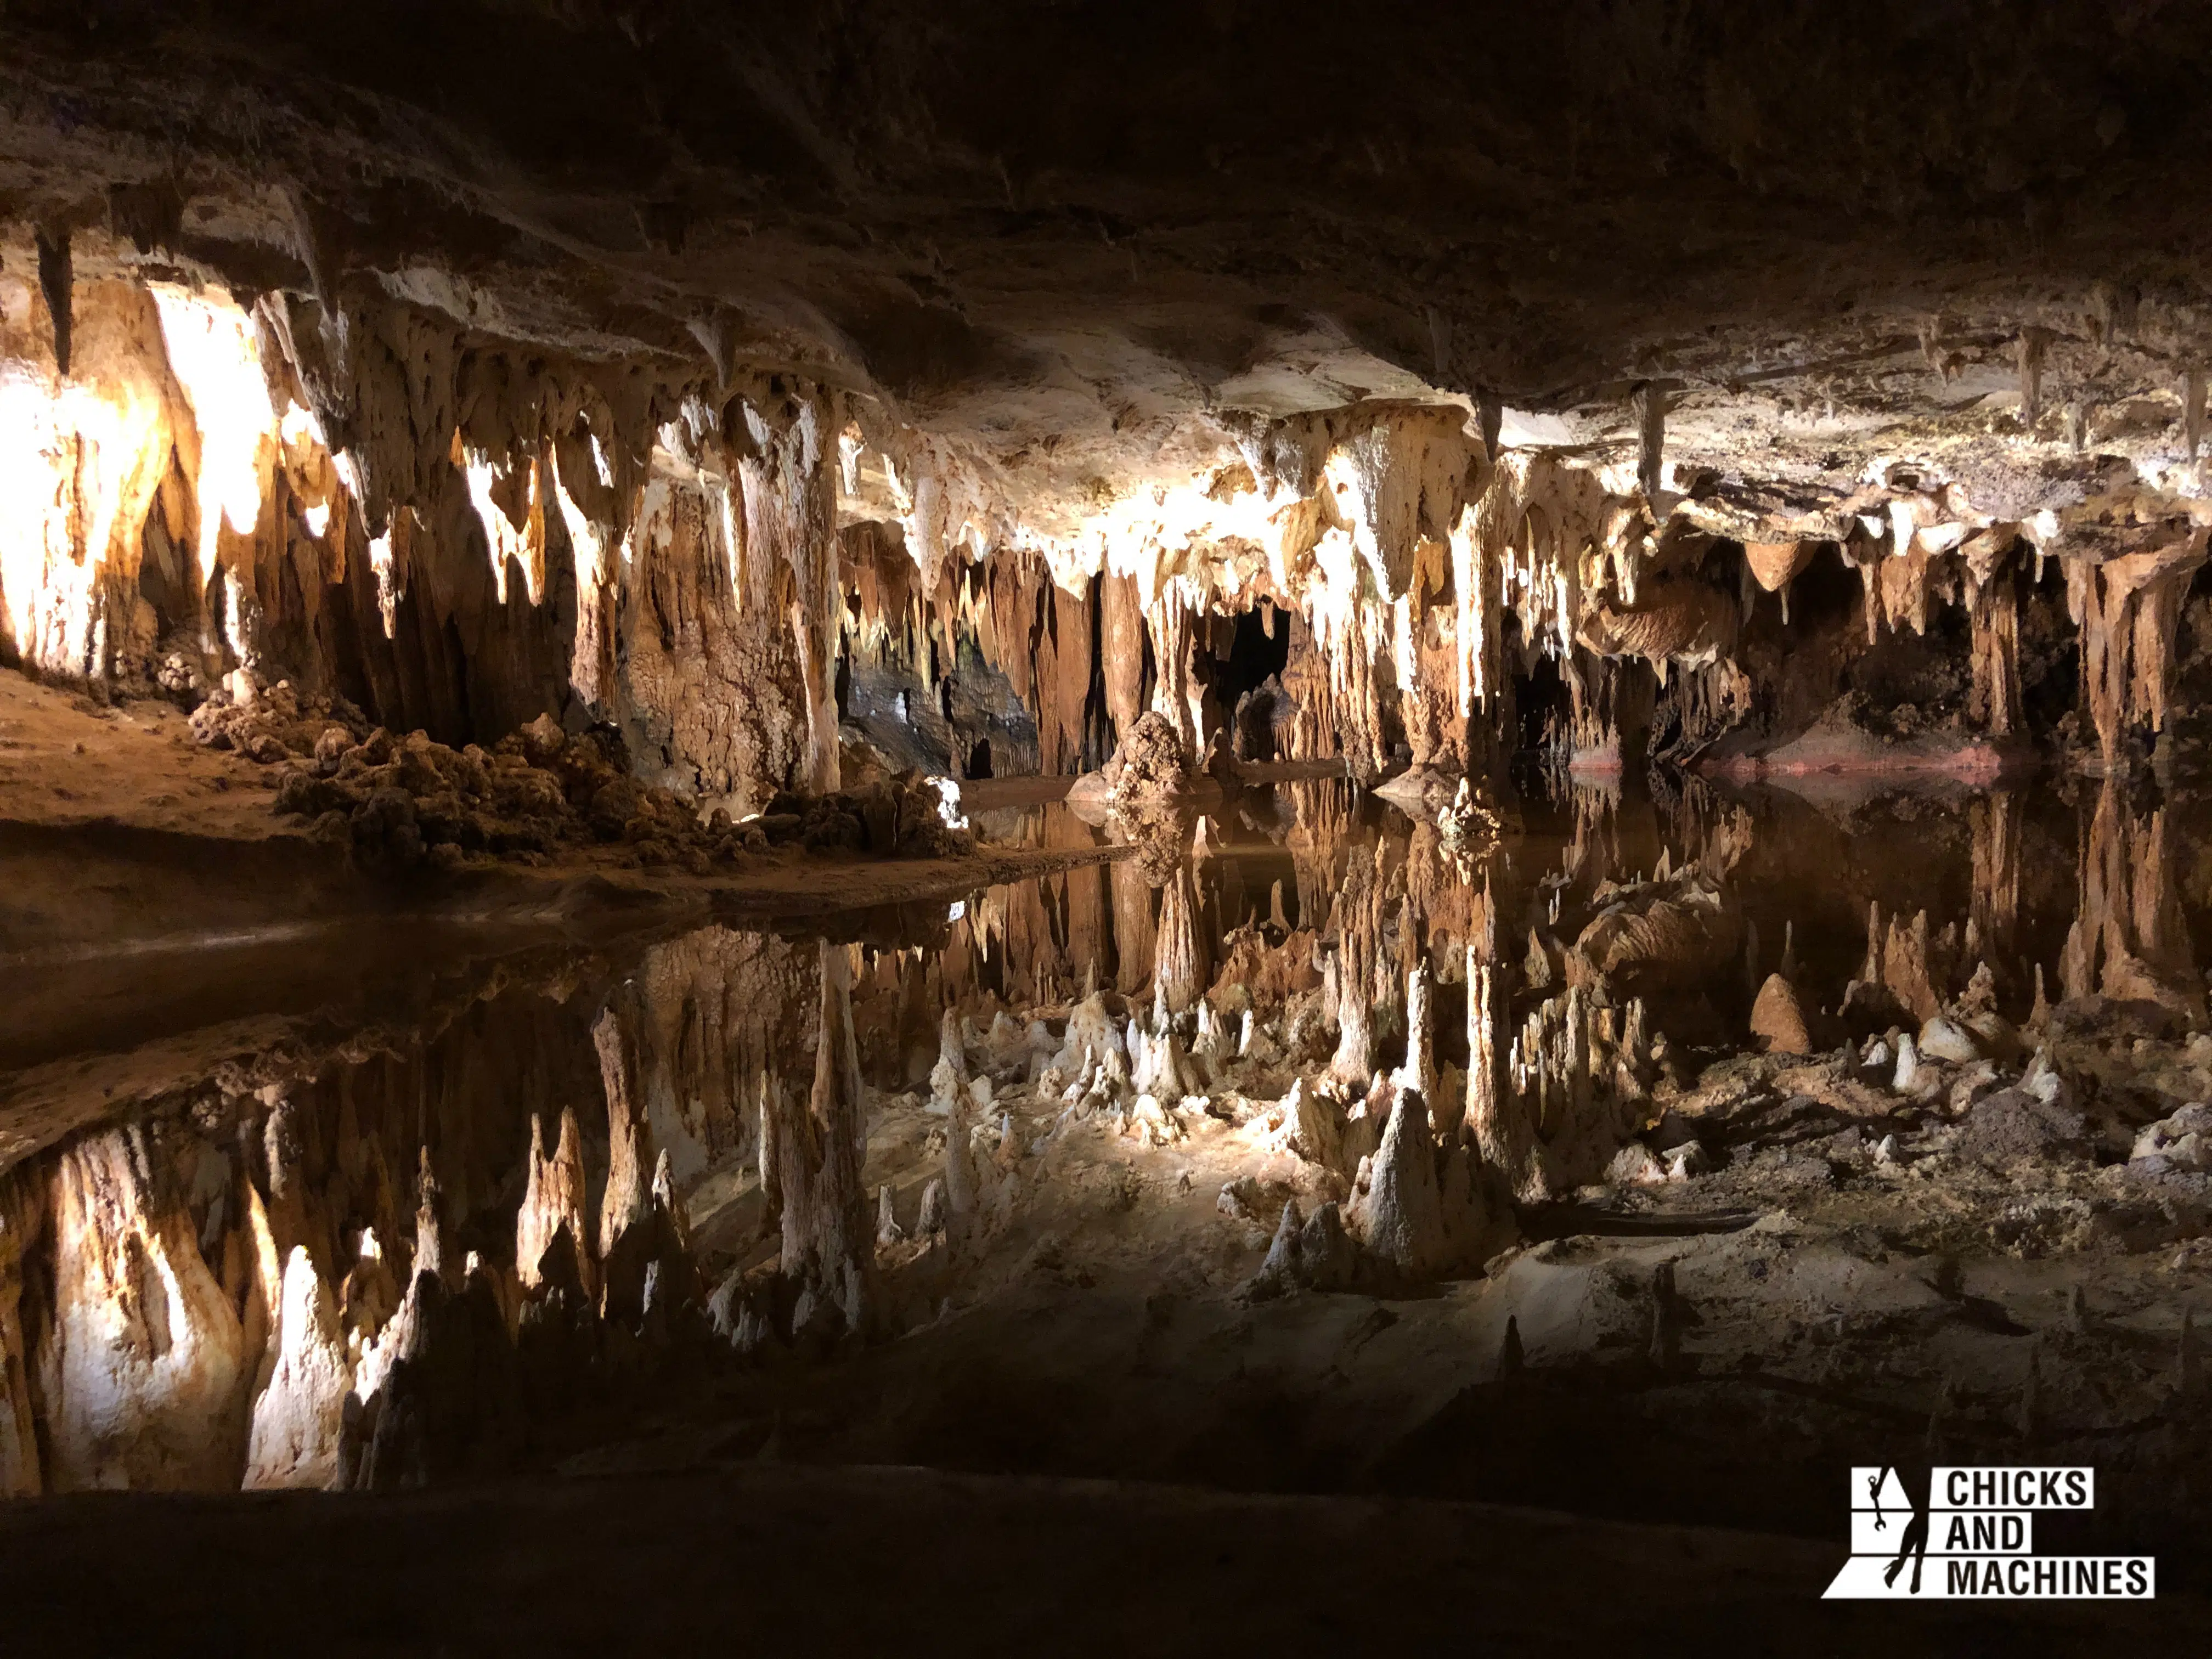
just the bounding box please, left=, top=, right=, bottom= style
left=242, top=1245, right=351, bottom=1491
left=1750, top=974, right=1813, bottom=1056
left=1108, top=713, right=1193, bottom=809
left=7, top=9, right=2212, bottom=800
left=1344, top=1085, right=1509, bottom=1278
left=775, top=944, right=876, bottom=1340
left=37, top=1127, right=247, bottom=1490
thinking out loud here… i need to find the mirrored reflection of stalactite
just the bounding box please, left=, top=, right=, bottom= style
left=1286, top=776, right=1353, bottom=932
left=1327, top=844, right=1390, bottom=1084
left=593, top=989, right=655, bottom=1274
left=2061, top=781, right=2204, bottom=1024
left=242, top=1244, right=350, bottom=1491
left=1154, top=865, right=1210, bottom=1015
left=37, top=1126, right=250, bottom=1491
left=775, top=943, right=874, bottom=1341
left=1859, top=903, right=1958, bottom=1029
left=1970, top=791, right=2023, bottom=961
left=0, top=1174, right=41, bottom=1496
left=516, top=1110, right=594, bottom=1299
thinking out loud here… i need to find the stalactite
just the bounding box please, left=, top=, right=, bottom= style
left=736, top=389, right=842, bottom=796
left=1966, top=543, right=2023, bottom=737
left=33, top=225, right=71, bottom=376
left=2187, top=366, right=2206, bottom=466
left=1101, top=571, right=1147, bottom=744
left=2067, top=536, right=2209, bottom=767
left=1146, top=590, right=1204, bottom=755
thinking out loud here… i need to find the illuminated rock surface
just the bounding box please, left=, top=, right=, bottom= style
left=7, top=3, right=2212, bottom=1640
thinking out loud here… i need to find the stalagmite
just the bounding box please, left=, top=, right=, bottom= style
left=1503, top=985, right=1651, bottom=1198
left=1392, top=961, right=1438, bottom=1122
left=1751, top=973, right=1812, bottom=1055
left=2017, top=329, right=2047, bottom=428
left=875, top=1186, right=905, bottom=1249
left=1347, top=1084, right=1445, bottom=1272
left=1244, top=1199, right=1364, bottom=1301
left=1892, top=1032, right=1923, bottom=1093
left=917, top=1177, right=949, bottom=1238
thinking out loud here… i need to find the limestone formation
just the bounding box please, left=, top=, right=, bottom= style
left=775, top=943, right=876, bottom=1339
left=1344, top=1084, right=1511, bottom=1278
left=16, top=13, right=2212, bottom=1595
left=38, top=1128, right=247, bottom=1491
left=1750, top=974, right=1813, bottom=1056
left=516, top=1109, right=593, bottom=1297
left=242, top=1246, right=352, bottom=1491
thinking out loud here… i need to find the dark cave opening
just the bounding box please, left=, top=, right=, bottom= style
left=1211, top=603, right=1294, bottom=761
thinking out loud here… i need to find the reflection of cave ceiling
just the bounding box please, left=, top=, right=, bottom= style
left=11, top=1, right=2212, bottom=546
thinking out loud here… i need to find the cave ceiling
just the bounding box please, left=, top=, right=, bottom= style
left=5, top=2, right=2212, bottom=549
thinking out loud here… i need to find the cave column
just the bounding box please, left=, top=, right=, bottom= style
left=1101, top=573, right=1147, bottom=747
left=1146, top=592, right=1204, bottom=757
left=738, top=393, right=841, bottom=795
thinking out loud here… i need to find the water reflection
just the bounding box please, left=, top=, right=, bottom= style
left=3, top=766, right=2212, bottom=1500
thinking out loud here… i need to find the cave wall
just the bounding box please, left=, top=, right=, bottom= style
left=4, top=256, right=2206, bottom=806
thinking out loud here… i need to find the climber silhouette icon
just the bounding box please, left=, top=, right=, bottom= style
left=1876, top=1465, right=1929, bottom=1594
